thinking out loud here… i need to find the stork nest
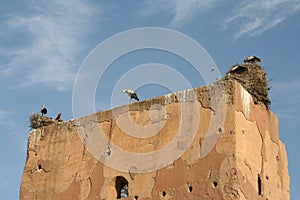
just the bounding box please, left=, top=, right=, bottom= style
left=223, top=63, right=271, bottom=107
left=29, top=113, right=55, bottom=129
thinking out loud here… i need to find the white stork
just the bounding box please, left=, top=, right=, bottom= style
left=123, top=89, right=139, bottom=103
left=40, top=105, right=47, bottom=116
left=244, top=55, right=261, bottom=63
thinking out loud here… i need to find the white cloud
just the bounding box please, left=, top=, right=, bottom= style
left=138, top=0, right=219, bottom=28
left=1, top=0, right=102, bottom=91
left=138, top=0, right=300, bottom=39
left=271, top=80, right=300, bottom=101
left=224, top=0, right=300, bottom=39
left=0, top=109, right=14, bottom=127
left=270, top=80, right=300, bottom=120
left=0, top=109, right=6, bottom=119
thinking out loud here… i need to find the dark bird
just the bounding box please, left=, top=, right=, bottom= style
left=40, top=105, right=47, bottom=116
left=123, top=89, right=139, bottom=103
left=244, top=55, right=261, bottom=64
left=55, top=112, right=62, bottom=121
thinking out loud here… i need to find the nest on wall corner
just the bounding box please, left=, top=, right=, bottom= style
left=29, top=113, right=55, bottom=129
left=223, top=63, right=271, bottom=107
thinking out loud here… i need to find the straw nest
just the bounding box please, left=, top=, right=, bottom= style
left=223, top=63, right=271, bottom=107
left=29, top=113, right=55, bottom=129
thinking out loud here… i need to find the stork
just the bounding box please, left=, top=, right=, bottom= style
left=123, top=89, right=139, bottom=103
left=244, top=55, right=261, bottom=63
left=55, top=112, right=62, bottom=121
left=40, top=105, right=47, bottom=116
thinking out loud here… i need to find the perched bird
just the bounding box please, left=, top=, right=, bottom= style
left=40, top=105, right=47, bottom=116
left=229, top=64, right=247, bottom=74
left=123, top=89, right=139, bottom=103
left=244, top=55, right=261, bottom=63
left=55, top=112, right=62, bottom=121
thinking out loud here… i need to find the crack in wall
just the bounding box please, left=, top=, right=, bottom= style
left=258, top=126, right=265, bottom=197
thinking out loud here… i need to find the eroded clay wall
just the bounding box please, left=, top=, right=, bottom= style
left=20, top=80, right=290, bottom=200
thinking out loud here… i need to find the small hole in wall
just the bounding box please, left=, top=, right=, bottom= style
left=162, top=191, right=166, bottom=197
left=265, top=176, right=269, bottom=180
left=188, top=186, right=193, bottom=192
left=213, top=181, right=218, bottom=188
left=115, top=176, right=128, bottom=199
left=37, top=164, right=42, bottom=171
left=134, top=195, right=139, bottom=200
left=218, top=127, right=222, bottom=133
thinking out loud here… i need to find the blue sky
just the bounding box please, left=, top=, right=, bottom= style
left=1, top=0, right=300, bottom=199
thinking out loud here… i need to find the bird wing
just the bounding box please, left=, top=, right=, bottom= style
left=131, top=93, right=139, bottom=101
